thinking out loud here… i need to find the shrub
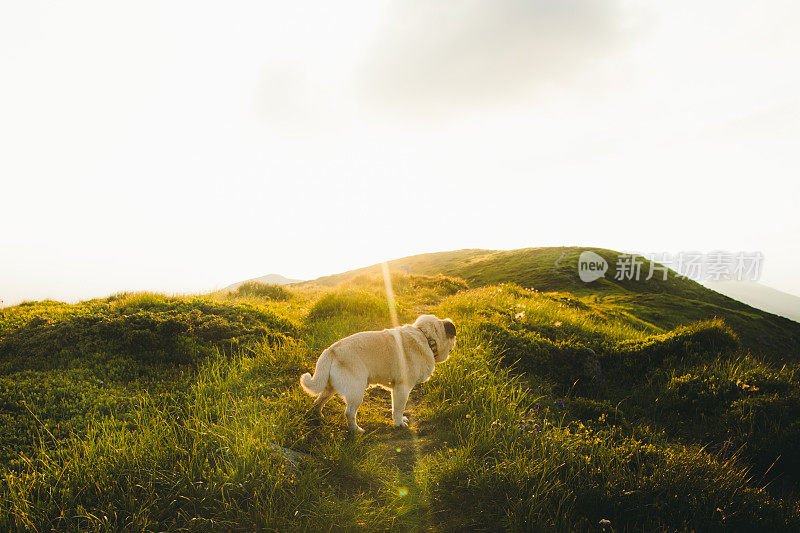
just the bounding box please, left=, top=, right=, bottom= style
left=0, top=296, right=298, bottom=373
left=394, top=273, right=468, bottom=298
left=306, top=290, right=388, bottom=324
left=0, top=369, right=136, bottom=464
left=604, top=319, right=739, bottom=377
left=476, top=321, right=606, bottom=395
left=418, top=328, right=796, bottom=531
left=340, top=272, right=468, bottom=307
left=650, top=356, right=800, bottom=486
left=231, top=281, right=292, bottom=301
left=304, top=290, right=394, bottom=352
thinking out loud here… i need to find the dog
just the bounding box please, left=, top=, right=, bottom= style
left=300, top=315, right=456, bottom=432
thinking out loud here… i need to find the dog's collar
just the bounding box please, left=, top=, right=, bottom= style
left=416, top=327, right=438, bottom=359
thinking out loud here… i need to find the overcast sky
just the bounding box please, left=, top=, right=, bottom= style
left=2, top=0, right=799, bottom=305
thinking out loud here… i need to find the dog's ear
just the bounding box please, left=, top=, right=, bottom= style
left=443, top=318, right=456, bottom=339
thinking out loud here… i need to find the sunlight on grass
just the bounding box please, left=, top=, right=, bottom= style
left=2, top=260, right=800, bottom=531
left=380, top=260, right=428, bottom=529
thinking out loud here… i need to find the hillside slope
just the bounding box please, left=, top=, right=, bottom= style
left=306, top=247, right=800, bottom=356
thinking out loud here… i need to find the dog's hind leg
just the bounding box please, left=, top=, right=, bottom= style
left=344, top=391, right=365, bottom=433
left=329, top=362, right=367, bottom=433
left=312, top=386, right=334, bottom=418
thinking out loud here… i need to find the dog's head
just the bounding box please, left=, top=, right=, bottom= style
left=414, top=314, right=457, bottom=363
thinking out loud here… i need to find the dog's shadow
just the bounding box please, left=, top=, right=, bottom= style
left=300, top=387, right=437, bottom=453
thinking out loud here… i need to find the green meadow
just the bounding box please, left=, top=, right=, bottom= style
left=2, top=248, right=800, bottom=531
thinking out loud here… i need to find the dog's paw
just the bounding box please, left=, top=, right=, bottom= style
left=402, top=416, right=409, bottom=424
left=394, top=420, right=409, bottom=429
left=352, top=426, right=365, bottom=434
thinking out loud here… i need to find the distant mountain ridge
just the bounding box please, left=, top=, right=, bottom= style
left=707, top=281, right=800, bottom=324
left=224, top=273, right=303, bottom=291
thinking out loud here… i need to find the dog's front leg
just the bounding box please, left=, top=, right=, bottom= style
left=391, top=384, right=411, bottom=428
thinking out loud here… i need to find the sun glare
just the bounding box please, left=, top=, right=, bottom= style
left=381, top=262, right=400, bottom=328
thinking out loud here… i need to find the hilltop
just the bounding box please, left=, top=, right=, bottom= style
left=225, top=273, right=303, bottom=290
left=2, top=249, right=800, bottom=531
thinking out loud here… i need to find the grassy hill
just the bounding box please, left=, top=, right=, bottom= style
left=307, top=247, right=800, bottom=357
left=225, top=273, right=303, bottom=291
left=2, top=250, right=800, bottom=531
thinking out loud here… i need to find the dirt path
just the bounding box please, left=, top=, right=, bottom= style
left=365, top=388, right=437, bottom=531
left=304, top=386, right=441, bottom=530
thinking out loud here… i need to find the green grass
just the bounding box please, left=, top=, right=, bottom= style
left=306, top=247, right=800, bottom=356
left=0, top=293, right=297, bottom=470
left=1, top=253, right=800, bottom=531
left=417, top=355, right=793, bottom=530
left=227, top=281, right=294, bottom=301
left=1, top=342, right=402, bottom=531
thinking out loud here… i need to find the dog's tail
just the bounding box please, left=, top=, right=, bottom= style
left=300, top=348, right=333, bottom=395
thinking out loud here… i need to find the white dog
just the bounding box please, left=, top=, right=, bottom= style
left=300, top=315, right=456, bottom=432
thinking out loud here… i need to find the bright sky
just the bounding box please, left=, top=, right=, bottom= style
left=2, top=0, right=799, bottom=306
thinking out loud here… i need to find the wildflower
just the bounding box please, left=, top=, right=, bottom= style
left=554, top=321, right=562, bottom=327
left=599, top=518, right=612, bottom=529
left=736, top=379, right=759, bottom=393
left=515, top=311, right=525, bottom=320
